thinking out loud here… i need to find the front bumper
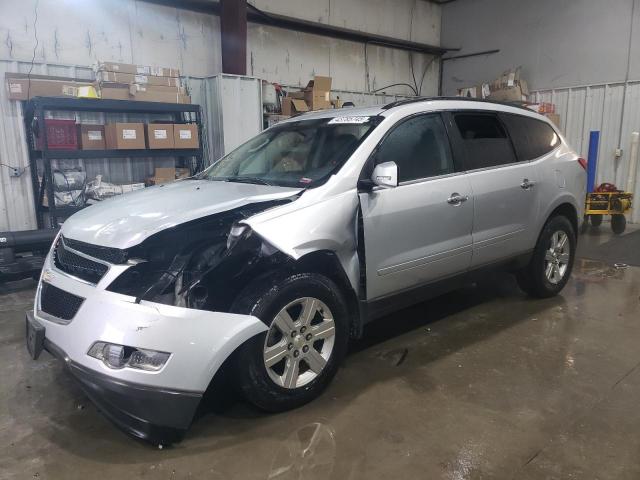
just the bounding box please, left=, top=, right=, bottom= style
left=30, top=252, right=268, bottom=442
left=36, top=321, right=200, bottom=443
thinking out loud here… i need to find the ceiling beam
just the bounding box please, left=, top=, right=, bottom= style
left=141, top=0, right=457, bottom=56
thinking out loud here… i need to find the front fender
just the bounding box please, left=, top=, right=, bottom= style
left=244, top=190, right=361, bottom=293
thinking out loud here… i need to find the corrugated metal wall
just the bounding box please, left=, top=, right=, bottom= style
left=532, top=81, right=640, bottom=222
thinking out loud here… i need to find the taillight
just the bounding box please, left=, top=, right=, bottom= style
left=577, top=157, right=588, bottom=170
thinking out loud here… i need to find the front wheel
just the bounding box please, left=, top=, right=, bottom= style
left=231, top=273, right=349, bottom=412
left=516, top=215, right=576, bottom=298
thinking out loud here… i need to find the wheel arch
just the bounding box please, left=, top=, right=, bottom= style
left=291, top=250, right=362, bottom=339
left=548, top=202, right=579, bottom=238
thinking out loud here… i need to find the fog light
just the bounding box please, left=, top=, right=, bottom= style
left=87, top=342, right=170, bottom=371
left=128, top=349, right=171, bottom=371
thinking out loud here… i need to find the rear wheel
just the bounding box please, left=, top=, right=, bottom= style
left=611, top=214, right=626, bottom=234
left=231, top=273, right=349, bottom=412
left=589, top=214, right=603, bottom=227
left=516, top=215, right=576, bottom=298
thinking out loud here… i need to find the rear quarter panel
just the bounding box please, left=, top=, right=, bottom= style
left=533, top=140, right=586, bottom=236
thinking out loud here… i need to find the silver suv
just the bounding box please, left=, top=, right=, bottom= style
left=27, top=98, right=586, bottom=443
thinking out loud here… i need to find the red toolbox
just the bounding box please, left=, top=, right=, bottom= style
left=36, top=119, right=78, bottom=150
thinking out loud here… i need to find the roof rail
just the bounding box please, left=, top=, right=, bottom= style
left=381, top=96, right=534, bottom=112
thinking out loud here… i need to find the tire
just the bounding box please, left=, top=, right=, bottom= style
left=589, top=214, right=603, bottom=227
left=611, top=214, right=626, bottom=235
left=516, top=215, right=576, bottom=298
left=230, top=272, right=349, bottom=412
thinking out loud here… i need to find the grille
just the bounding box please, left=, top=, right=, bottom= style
left=54, top=238, right=109, bottom=284
left=63, top=237, right=128, bottom=264
left=40, top=282, right=85, bottom=321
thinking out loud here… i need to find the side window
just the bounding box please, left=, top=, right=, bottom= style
left=501, top=113, right=560, bottom=161
left=454, top=113, right=517, bottom=170
left=375, top=114, right=454, bottom=183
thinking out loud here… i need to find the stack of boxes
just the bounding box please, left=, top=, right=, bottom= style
left=33, top=120, right=199, bottom=151
left=95, top=62, right=190, bottom=104
left=281, top=76, right=343, bottom=116
left=457, top=67, right=529, bottom=102
left=5, top=63, right=190, bottom=103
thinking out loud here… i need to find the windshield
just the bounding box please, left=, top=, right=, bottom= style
left=199, top=116, right=381, bottom=187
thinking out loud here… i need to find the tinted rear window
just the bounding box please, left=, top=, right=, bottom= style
left=454, top=113, right=517, bottom=169
left=501, top=113, right=560, bottom=161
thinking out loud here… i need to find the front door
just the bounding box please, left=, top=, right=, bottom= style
left=359, top=113, right=474, bottom=300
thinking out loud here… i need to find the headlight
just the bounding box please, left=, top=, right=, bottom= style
left=88, top=342, right=171, bottom=371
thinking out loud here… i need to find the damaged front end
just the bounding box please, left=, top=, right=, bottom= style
left=107, top=201, right=293, bottom=311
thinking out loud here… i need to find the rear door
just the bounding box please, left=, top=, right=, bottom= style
left=448, top=112, right=539, bottom=267
left=359, top=113, right=473, bottom=300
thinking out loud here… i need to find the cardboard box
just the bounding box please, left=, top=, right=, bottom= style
left=98, top=83, right=189, bottom=103
left=282, top=97, right=309, bottom=116
left=303, top=76, right=332, bottom=110
left=96, top=71, right=181, bottom=87
left=79, top=125, right=106, bottom=150
left=173, top=124, right=199, bottom=148
left=104, top=123, right=146, bottom=149
left=147, top=167, right=178, bottom=185
left=305, top=76, right=332, bottom=93
left=487, top=86, right=527, bottom=102
left=97, top=62, right=180, bottom=77
left=145, top=124, right=175, bottom=149
left=305, top=90, right=331, bottom=110
left=6, top=73, right=92, bottom=101
left=129, top=86, right=190, bottom=104
left=98, top=82, right=130, bottom=100
left=287, top=91, right=306, bottom=100
left=176, top=167, right=190, bottom=179
left=486, top=67, right=529, bottom=101
left=130, top=84, right=186, bottom=94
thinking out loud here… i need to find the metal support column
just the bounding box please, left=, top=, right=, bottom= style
left=220, top=0, right=247, bottom=75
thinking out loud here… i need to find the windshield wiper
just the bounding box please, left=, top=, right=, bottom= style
left=225, top=176, right=274, bottom=186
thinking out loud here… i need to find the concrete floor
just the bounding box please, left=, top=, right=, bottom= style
left=1, top=226, right=639, bottom=480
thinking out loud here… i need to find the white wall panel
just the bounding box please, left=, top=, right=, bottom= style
left=0, top=0, right=221, bottom=77
left=533, top=81, right=640, bottom=222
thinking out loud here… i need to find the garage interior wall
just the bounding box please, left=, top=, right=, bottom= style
left=441, top=0, right=640, bottom=222
left=0, top=0, right=442, bottom=233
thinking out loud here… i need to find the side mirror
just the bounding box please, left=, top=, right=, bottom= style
left=371, top=161, right=398, bottom=188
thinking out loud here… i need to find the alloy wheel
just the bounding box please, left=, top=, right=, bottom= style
left=544, top=230, right=571, bottom=284
left=263, top=297, right=336, bottom=389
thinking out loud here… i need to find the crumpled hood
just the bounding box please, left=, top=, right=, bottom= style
left=61, top=179, right=302, bottom=249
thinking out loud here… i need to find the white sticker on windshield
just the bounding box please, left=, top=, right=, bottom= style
left=328, top=116, right=370, bottom=124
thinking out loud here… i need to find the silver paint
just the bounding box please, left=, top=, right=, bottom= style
left=60, top=179, right=302, bottom=249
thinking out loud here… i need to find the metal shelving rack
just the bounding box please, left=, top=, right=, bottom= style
left=23, top=96, right=204, bottom=229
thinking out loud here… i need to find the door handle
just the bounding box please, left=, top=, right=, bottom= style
left=521, top=179, right=535, bottom=190
left=447, top=193, right=469, bottom=205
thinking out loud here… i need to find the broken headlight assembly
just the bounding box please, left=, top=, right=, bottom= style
left=106, top=219, right=258, bottom=308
